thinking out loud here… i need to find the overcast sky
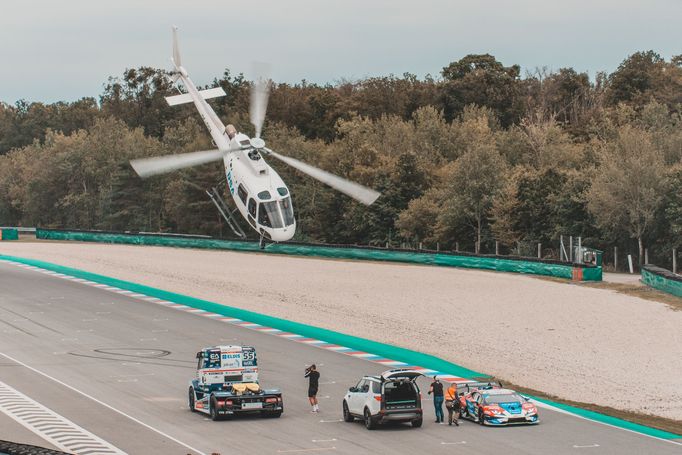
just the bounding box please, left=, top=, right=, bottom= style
left=1, top=0, right=680, bottom=103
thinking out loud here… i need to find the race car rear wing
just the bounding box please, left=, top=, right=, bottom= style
left=456, top=381, right=502, bottom=394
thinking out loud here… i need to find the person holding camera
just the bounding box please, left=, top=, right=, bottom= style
left=305, top=364, right=320, bottom=412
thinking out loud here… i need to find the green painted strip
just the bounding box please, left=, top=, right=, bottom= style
left=35, top=229, right=603, bottom=281
left=642, top=267, right=682, bottom=298
left=1, top=253, right=677, bottom=439
left=529, top=396, right=681, bottom=440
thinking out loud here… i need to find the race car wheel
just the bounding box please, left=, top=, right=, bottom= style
left=342, top=401, right=354, bottom=422
left=210, top=396, right=222, bottom=421
left=411, top=418, right=423, bottom=428
left=478, top=409, right=485, bottom=426
left=188, top=387, right=196, bottom=412
left=364, top=408, right=376, bottom=430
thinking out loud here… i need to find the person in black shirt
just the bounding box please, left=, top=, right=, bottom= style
left=428, top=376, right=445, bottom=423
left=305, top=364, right=320, bottom=412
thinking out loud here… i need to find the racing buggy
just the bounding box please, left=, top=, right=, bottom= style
left=188, top=345, right=283, bottom=421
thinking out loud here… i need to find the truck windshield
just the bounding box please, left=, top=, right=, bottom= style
left=258, top=201, right=284, bottom=228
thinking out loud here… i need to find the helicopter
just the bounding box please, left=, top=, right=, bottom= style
left=130, top=27, right=381, bottom=248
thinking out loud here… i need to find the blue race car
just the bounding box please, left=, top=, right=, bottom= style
left=459, top=386, right=540, bottom=426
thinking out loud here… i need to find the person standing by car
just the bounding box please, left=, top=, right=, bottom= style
left=428, top=376, right=444, bottom=423
left=305, top=364, right=320, bottom=412
left=445, top=382, right=460, bottom=426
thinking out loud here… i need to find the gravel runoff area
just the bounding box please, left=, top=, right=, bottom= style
left=2, top=241, right=681, bottom=422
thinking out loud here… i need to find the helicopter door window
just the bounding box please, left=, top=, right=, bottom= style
left=237, top=184, right=247, bottom=204
left=277, top=187, right=288, bottom=196
left=248, top=198, right=257, bottom=218
left=280, top=197, right=295, bottom=226
left=258, top=201, right=283, bottom=228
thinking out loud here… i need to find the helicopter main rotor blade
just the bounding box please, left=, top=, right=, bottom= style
left=264, top=148, right=380, bottom=206
left=130, top=149, right=226, bottom=178
left=249, top=63, right=271, bottom=139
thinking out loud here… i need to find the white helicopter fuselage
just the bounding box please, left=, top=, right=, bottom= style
left=224, top=137, right=296, bottom=242
left=174, top=64, right=296, bottom=242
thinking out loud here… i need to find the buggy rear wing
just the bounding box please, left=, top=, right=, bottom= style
left=456, top=381, right=502, bottom=394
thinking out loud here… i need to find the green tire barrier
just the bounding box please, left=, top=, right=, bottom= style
left=0, top=254, right=676, bottom=439
left=642, top=265, right=682, bottom=298
left=1, top=228, right=19, bottom=241
left=36, top=228, right=602, bottom=281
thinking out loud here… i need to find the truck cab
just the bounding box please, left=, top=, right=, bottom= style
left=188, top=345, right=283, bottom=420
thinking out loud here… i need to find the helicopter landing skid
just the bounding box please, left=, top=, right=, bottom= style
left=206, top=187, right=247, bottom=239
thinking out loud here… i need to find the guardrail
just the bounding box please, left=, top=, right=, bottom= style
left=641, top=265, right=682, bottom=298
left=35, top=228, right=602, bottom=281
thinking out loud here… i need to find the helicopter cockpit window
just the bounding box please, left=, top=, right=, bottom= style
left=237, top=184, right=248, bottom=204
left=277, top=187, right=288, bottom=196
left=257, top=190, right=271, bottom=200
left=258, top=201, right=284, bottom=228
left=248, top=198, right=257, bottom=218
left=280, top=197, right=295, bottom=226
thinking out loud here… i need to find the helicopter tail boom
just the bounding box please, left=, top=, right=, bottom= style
left=165, top=87, right=226, bottom=106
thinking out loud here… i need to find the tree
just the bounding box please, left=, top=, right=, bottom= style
left=586, top=125, right=666, bottom=266
left=441, top=54, right=523, bottom=127
left=437, top=115, right=506, bottom=252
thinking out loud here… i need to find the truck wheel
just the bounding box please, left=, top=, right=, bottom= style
left=342, top=401, right=354, bottom=422
left=364, top=408, right=376, bottom=430
left=210, top=396, right=222, bottom=421
left=188, top=387, right=196, bottom=412
left=411, top=418, right=423, bottom=428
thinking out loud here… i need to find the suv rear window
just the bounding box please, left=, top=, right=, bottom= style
left=371, top=381, right=381, bottom=394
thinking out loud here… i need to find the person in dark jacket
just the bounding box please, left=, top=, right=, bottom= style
left=428, top=376, right=444, bottom=423
left=305, top=364, right=320, bottom=412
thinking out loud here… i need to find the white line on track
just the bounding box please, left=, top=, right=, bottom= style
left=0, top=380, right=125, bottom=454
left=0, top=351, right=207, bottom=455
left=573, top=444, right=600, bottom=448
left=277, top=448, right=336, bottom=453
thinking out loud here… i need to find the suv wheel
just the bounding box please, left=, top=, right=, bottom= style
left=343, top=401, right=354, bottom=422
left=364, top=408, right=376, bottom=430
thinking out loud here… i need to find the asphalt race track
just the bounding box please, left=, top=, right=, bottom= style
left=0, top=262, right=680, bottom=454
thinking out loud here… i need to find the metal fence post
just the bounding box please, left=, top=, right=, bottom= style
left=644, top=248, right=649, bottom=265
left=673, top=248, right=677, bottom=275
left=569, top=236, right=573, bottom=262
left=495, top=241, right=499, bottom=256
left=436, top=242, right=440, bottom=252
left=614, top=246, right=618, bottom=271
left=538, top=243, right=541, bottom=259
left=455, top=242, right=459, bottom=253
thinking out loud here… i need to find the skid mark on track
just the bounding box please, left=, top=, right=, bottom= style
left=0, top=380, right=125, bottom=454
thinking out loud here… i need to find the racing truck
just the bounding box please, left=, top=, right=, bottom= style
left=188, top=345, right=283, bottom=421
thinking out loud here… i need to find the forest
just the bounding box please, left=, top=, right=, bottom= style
left=0, top=51, right=680, bottom=269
